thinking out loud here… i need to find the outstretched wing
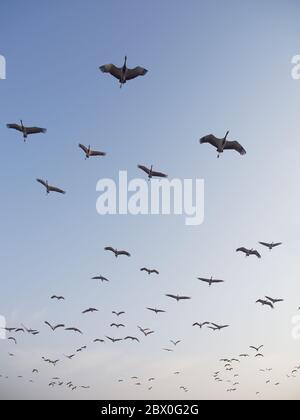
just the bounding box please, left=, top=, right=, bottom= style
left=236, top=247, right=248, bottom=254
left=200, top=134, right=221, bottom=149
left=36, top=178, right=47, bottom=188
left=126, top=66, right=148, bottom=81
left=178, top=296, right=191, bottom=300
left=90, top=150, right=106, bottom=157
left=99, top=64, right=122, bottom=80
left=26, top=127, right=47, bottom=135
left=259, top=242, right=270, bottom=248
left=197, top=278, right=210, bottom=283
left=212, top=279, right=224, bottom=284
left=151, top=170, right=168, bottom=178
left=272, top=242, right=282, bottom=248
left=166, top=294, right=176, bottom=300
left=105, top=246, right=116, bottom=253
left=7, top=123, right=23, bottom=132
left=79, top=143, right=89, bottom=154
left=138, top=165, right=151, bottom=175
left=48, top=185, right=66, bottom=194
left=224, top=141, right=246, bottom=155
left=251, top=250, right=261, bottom=258
left=118, top=250, right=131, bottom=257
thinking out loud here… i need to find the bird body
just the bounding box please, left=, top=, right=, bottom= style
left=138, top=165, right=167, bottom=179
left=259, top=242, right=282, bottom=250
left=79, top=144, right=106, bottom=159
left=36, top=179, right=66, bottom=195
left=105, top=247, right=131, bottom=258
left=236, top=247, right=261, bottom=258
left=198, top=277, right=224, bottom=286
left=7, top=120, right=46, bottom=141
left=140, top=268, right=159, bottom=275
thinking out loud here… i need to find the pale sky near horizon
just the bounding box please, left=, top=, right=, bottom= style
left=1, top=0, right=300, bottom=400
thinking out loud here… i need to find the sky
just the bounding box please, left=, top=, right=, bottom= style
left=0, top=0, right=300, bottom=400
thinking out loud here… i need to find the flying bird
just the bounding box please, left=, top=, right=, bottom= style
left=138, top=165, right=167, bottom=179
left=7, top=120, right=47, bottom=141
left=265, top=296, right=284, bottom=305
left=65, top=327, right=83, bottom=334
left=93, top=339, right=105, bottom=343
left=199, top=131, right=246, bottom=158
left=165, top=294, right=191, bottom=302
left=8, top=337, right=17, bottom=345
left=250, top=345, right=264, bottom=352
left=36, top=179, right=66, bottom=195
left=105, top=336, right=123, bottom=343
left=146, top=307, right=166, bottom=314
left=100, top=56, right=148, bottom=87
left=209, top=323, right=229, bottom=331
left=259, top=242, right=282, bottom=250
left=236, top=247, right=261, bottom=258
left=124, top=336, right=140, bottom=342
left=92, top=275, right=109, bottom=282
left=79, top=144, right=106, bottom=159
left=82, top=308, right=98, bottom=314
left=140, top=268, right=159, bottom=275
left=110, top=323, right=125, bottom=328
left=192, top=322, right=211, bottom=328
left=170, top=340, right=181, bottom=346
left=51, top=295, right=65, bottom=301
left=112, top=311, right=125, bottom=317
left=256, top=299, right=274, bottom=309
left=104, top=247, right=131, bottom=258
left=197, top=277, right=224, bottom=286
left=44, top=322, right=65, bottom=331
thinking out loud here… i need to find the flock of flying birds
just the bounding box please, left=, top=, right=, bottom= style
left=0, top=56, right=295, bottom=399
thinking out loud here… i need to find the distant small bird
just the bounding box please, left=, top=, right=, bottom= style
left=200, top=131, right=246, bottom=158
left=100, top=56, right=148, bottom=87
left=138, top=165, right=167, bottom=179
left=197, top=277, right=224, bottom=286
left=93, top=339, right=105, bottom=343
left=104, top=247, right=131, bottom=258
left=170, top=340, right=181, bottom=346
left=163, top=348, right=174, bottom=352
left=237, top=247, right=261, bottom=258
left=36, top=179, right=66, bottom=195
left=208, top=323, right=229, bottom=331
left=110, top=323, right=125, bottom=328
left=146, top=307, right=166, bottom=314
left=140, top=268, right=159, bottom=275
left=124, top=336, right=140, bottom=342
left=239, top=354, right=250, bottom=358
left=259, top=242, right=282, bottom=250
left=255, top=353, right=264, bottom=358
left=8, top=337, right=17, bottom=345
left=32, top=369, right=38, bottom=374
left=44, top=321, right=65, bottom=332
left=165, top=294, right=191, bottom=302
left=76, top=346, right=87, bottom=352
left=250, top=345, right=264, bottom=352
left=106, top=336, right=123, bottom=343
left=15, top=328, right=25, bottom=333
left=256, top=299, right=274, bottom=309
left=51, top=295, right=65, bottom=301
left=79, top=144, right=106, bottom=159
left=91, top=275, right=109, bottom=282
left=7, top=120, right=47, bottom=141
left=82, top=308, right=98, bottom=314
left=112, top=311, right=125, bottom=317
left=65, top=354, right=76, bottom=360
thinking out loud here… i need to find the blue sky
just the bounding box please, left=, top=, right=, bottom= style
left=0, top=0, right=300, bottom=400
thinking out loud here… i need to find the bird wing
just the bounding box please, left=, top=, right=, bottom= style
left=99, top=64, right=123, bottom=80
left=259, top=242, right=270, bottom=247
left=199, top=134, right=222, bottom=149
left=79, top=144, right=89, bottom=154
left=36, top=178, right=48, bottom=188
left=48, top=185, right=66, bottom=194
left=105, top=246, right=116, bottom=253
left=166, top=294, right=176, bottom=299
left=90, top=150, right=106, bottom=157
left=126, top=66, right=148, bottom=80
left=178, top=296, right=191, bottom=300
left=224, top=141, right=246, bottom=155
left=26, top=127, right=47, bottom=135
left=7, top=123, right=23, bottom=132
left=151, top=170, right=168, bottom=178
left=53, top=324, right=65, bottom=330
left=251, top=250, right=261, bottom=258
left=151, top=270, right=159, bottom=275
left=140, top=268, right=148, bottom=272
left=212, top=279, right=224, bottom=283
left=44, top=321, right=53, bottom=330
left=272, top=242, right=282, bottom=248
left=197, top=278, right=210, bottom=283
left=236, top=247, right=248, bottom=253
left=118, top=250, right=131, bottom=257
left=138, top=165, right=151, bottom=175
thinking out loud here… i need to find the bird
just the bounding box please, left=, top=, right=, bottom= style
left=15, top=328, right=25, bottom=333
left=124, top=336, right=140, bottom=342
left=170, top=340, right=181, bottom=346
left=105, top=336, right=123, bottom=343
left=112, top=311, right=125, bottom=317
left=44, top=322, right=65, bottom=331
left=140, top=268, right=159, bottom=275
left=79, top=144, right=106, bottom=159
left=93, top=339, right=105, bottom=343
left=239, top=354, right=250, bottom=358
left=163, top=348, right=174, bottom=352
left=36, top=179, right=66, bottom=195
left=51, top=295, right=65, bottom=301
left=7, top=120, right=47, bottom=141
left=65, top=327, right=83, bottom=334
left=199, top=131, right=246, bottom=158
left=91, top=275, right=109, bottom=282
left=99, top=56, right=148, bottom=87
left=255, top=354, right=264, bottom=358
left=259, top=242, right=282, bottom=250
left=256, top=299, right=274, bottom=309
left=165, top=294, right=191, bottom=302
left=32, top=369, right=38, bottom=374
left=265, top=296, right=284, bottom=305
left=76, top=346, right=87, bottom=352
left=192, top=322, right=211, bottom=328
left=236, top=247, right=261, bottom=258
left=250, top=345, right=264, bottom=352
left=146, top=307, right=166, bottom=314
left=138, top=165, right=167, bottom=179
left=110, top=323, right=125, bottom=328
left=208, top=323, right=229, bottom=331
left=82, top=308, right=98, bottom=314
left=104, top=247, right=131, bottom=258
left=64, top=354, right=76, bottom=360
left=197, top=276, right=224, bottom=286
left=8, top=337, right=17, bottom=345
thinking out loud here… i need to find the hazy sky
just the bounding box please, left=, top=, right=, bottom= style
left=1, top=0, right=300, bottom=400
